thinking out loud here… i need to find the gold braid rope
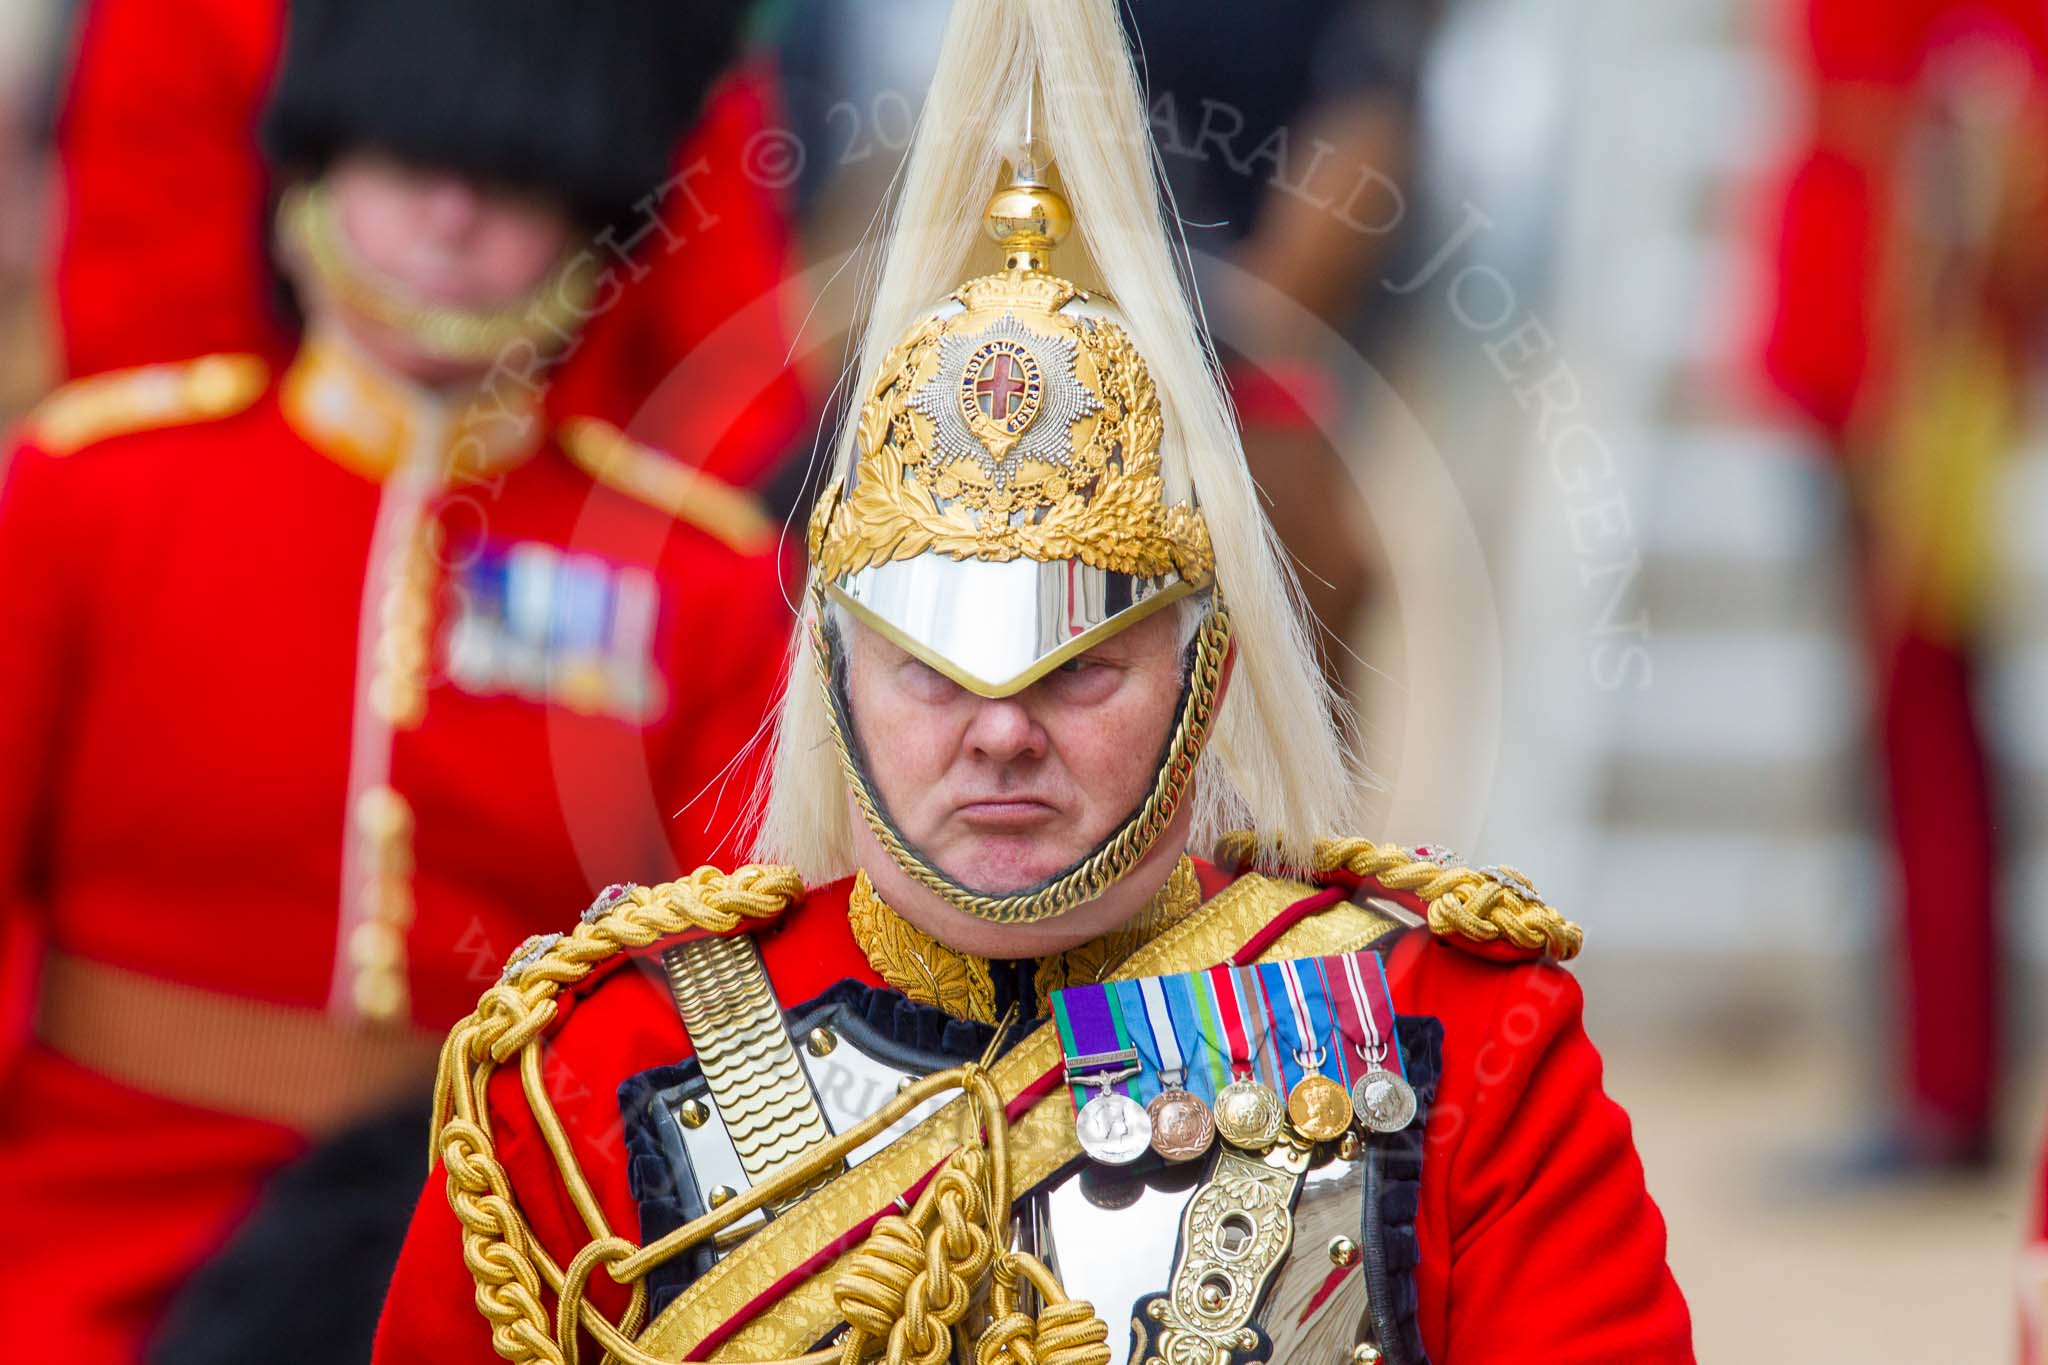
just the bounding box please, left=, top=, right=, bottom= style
left=432, top=866, right=1112, bottom=1365
left=433, top=866, right=804, bottom=1365
left=1214, top=833, right=1585, bottom=962
left=828, top=1067, right=1110, bottom=1365
left=815, top=586, right=1231, bottom=926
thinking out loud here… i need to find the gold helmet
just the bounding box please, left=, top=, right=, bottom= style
left=808, top=158, right=1231, bottom=926
left=764, top=0, right=1356, bottom=924
left=810, top=168, right=1214, bottom=697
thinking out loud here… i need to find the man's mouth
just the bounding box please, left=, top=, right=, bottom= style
left=953, top=798, right=1060, bottom=831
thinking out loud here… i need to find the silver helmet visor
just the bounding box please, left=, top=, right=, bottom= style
left=827, top=553, right=1195, bottom=699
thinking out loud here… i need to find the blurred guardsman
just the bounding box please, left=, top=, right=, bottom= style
left=0, top=0, right=791, bottom=1358
left=370, top=4, right=1694, bottom=1363
left=51, top=0, right=809, bottom=491
left=1764, top=0, right=2048, bottom=1173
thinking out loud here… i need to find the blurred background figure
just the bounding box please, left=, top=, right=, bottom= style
left=50, top=0, right=809, bottom=486
left=1762, top=0, right=2048, bottom=1176
left=0, top=1, right=805, bottom=1360
left=0, top=0, right=53, bottom=416
left=1111, top=0, right=1438, bottom=706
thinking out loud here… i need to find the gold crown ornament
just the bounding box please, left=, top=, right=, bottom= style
left=810, top=164, right=1230, bottom=925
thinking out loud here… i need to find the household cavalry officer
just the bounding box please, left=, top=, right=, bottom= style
left=0, top=0, right=789, bottom=1359
left=372, top=2, right=1695, bottom=1362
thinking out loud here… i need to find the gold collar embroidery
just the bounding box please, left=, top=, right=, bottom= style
left=846, top=857, right=1203, bottom=1024
left=280, top=327, right=543, bottom=482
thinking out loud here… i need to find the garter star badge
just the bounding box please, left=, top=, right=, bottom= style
left=909, top=311, right=1098, bottom=480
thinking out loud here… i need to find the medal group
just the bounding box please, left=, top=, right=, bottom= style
left=1053, top=949, right=1417, bottom=1168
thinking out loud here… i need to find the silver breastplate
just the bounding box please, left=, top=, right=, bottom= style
left=628, top=949, right=1424, bottom=1365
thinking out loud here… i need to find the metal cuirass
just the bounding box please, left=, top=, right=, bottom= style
left=618, top=932, right=1440, bottom=1365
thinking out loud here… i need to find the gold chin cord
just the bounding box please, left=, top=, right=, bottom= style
left=433, top=869, right=1112, bottom=1365
left=279, top=181, right=594, bottom=367
left=813, top=582, right=1232, bottom=928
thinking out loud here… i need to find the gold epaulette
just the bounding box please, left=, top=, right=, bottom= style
left=26, top=354, right=269, bottom=456
left=1214, top=832, right=1585, bottom=962
left=559, top=416, right=778, bottom=555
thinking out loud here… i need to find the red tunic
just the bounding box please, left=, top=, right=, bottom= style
left=53, top=0, right=808, bottom=486
left=1759, top=0, right=2048, bottom=437
left=0, top=344, right=793, bottom=1362
left=369, top=872, right=1693, bottom=1364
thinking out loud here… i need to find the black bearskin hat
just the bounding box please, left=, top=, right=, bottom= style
left=262, top=0, right=754, bottom=228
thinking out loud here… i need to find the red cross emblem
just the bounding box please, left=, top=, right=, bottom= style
left=976, top=352, right=1027, bottom=421
left=954, top=336, right=1045, bottom=453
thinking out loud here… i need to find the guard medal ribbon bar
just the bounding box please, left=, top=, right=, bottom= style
left=1051, top=948, right=1412, bottom=1169
left=1052, top=982, right=1152, bottom=1165
left=1330, top=948, right=1416, bottom=1133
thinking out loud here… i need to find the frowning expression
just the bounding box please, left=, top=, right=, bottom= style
left=839, top=605, right=1191, bottom=895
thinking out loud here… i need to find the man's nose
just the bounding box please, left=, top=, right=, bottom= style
left=418, top=177, right=484, bottom=240
left=963, top=697, right=1047, bottom=763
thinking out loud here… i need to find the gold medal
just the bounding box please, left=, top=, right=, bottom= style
left=1146, top=1086, right=1216, bottom=1162
left=1285, top=1073, right=1353, bottom=1143
left=1212, top=1077, right=1282, bottom=1151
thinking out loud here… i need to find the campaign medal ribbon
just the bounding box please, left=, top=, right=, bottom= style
left=1262, top=958, right=1352, bottom=1143
left=1051, top=982, right=1152, bottom=1165
left=1122, top=975, right=1215, bottom=1162
left=1203, top=964, right=1284, bottom=1151
left=1330, top=948, right=1416, bottom=1133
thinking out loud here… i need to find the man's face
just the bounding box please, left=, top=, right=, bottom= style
left=307, top=152, right=574, bottom=382
left=841, top=604, right=1190, bottom=895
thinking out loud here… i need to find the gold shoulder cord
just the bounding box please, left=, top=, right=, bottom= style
left=1214, top=833, right=1585, bottom=961
left=28, top=353, right=268, bottom=455
left=559, top=418, right=778, bottom=556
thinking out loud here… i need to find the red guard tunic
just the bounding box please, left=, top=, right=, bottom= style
left=54, top=0, right=809, bottom=488
left=370, top=865, right=1692, bottom=1364
left=0, top=342, right=793, bottom=1362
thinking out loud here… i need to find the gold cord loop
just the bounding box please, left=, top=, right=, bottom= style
left=833, top=1149, right=996, bottom=1365
left=974, top=1252, right=1112, bottom=1365
left=827, top=1068, right=1112, bottom=1365
left=554, top=1238, right=642, bottom=1365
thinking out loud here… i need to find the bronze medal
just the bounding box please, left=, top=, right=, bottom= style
left=1146, top=1087, right=1216, bottom=1162
left=1285, top=1073, right=1353, bottom=1143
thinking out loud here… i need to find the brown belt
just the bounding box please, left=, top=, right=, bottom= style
left=34, top=952, right=445, bottom=1133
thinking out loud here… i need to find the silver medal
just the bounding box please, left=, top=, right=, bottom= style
left=1075, top=1086, right=1153, bottom=1165
left=1351, top=1067, right=1417, bottom=1134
